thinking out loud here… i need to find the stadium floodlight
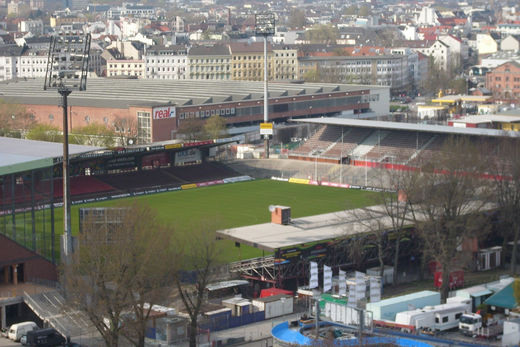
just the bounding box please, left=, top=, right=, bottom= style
left=44, top=31, right=91, bottom=261
left=255, top=13, right=275, bottom=159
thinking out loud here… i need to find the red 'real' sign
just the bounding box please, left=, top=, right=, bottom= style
left=153, top=106, right=176, bottom=120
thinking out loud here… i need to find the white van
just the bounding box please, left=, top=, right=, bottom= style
left=8, top=321, right=38, bottom=341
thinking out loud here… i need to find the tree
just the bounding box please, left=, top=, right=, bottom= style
left=420, top=56, right=450, bottom=97
left=491, top=136, right=520, bottom=275
left=358, top=5, right=371, bottom=17
left=305, top=24, right=337, bottom=44
left=302, top=69, right=320, bottom=82
left=175, top=223, right=225, bottom=347
left=344, top=5, right=358, bottom=16
left=407, top=137, right=491, bottom=302
left=64, top=204, right=178, bottom=347
left=26, top=124, right=63, bottom=142
left=0, top=99, right=34, bottom=136
left=176, top=118, right=204, bottom=141
left=288, top=8, right=306, bottom=29
left=373, top=168, right=416, bottom=285
left=113, top=115, right=137, bottom=146
left=348, top=206, right=392, bottom=279
left=449, top=78, right=468, bottom=95
left=203, top=115, right=227, bottom=140
left=71, top=123, right=115, bottom=147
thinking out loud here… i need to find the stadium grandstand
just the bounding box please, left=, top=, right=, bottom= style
left=0, top=136, right=240, bottom=262
left=288, top=118, right=520, bottom=168
left=0, top=79, right=389, bottom=144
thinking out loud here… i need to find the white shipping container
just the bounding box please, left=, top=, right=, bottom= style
left=503, top=319, right=520, bottom=347
left=252, top=295, right=293, bottom=319
left=325, top=302, right=373, bottom=328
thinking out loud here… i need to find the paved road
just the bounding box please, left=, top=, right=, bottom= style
left=0, top=337, right=19, bottom=347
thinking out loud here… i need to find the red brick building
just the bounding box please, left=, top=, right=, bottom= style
left=485, top=61, right=520, bottom=100
left=0, top=234, right=58, bottom=286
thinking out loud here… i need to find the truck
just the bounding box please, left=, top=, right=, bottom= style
left=459, top=313, right=504, bottom=338
left=395, top=298, right=471, bottom=333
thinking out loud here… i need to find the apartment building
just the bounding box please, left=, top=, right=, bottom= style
left=188, top=44, right=231, bottom=80
left=397, top=40, right=452, bottom=72
left=145, top=45, right=188, bottom=80
left=298, top=54, right=413, bottom=94
left=229, top=42, right=272, bottom=81
left=50, top=13, right=88, bottom=28
left=18, top=49, right=48, bottom=78
left=0, top=45, right=23, bottom=81
left=273, top=45, right=298, bottom=80
left=19, top=20, right=43, bottom=35
left=485, top=61, right=520, bottom=100
left=106, top=59, right=145, bottom=78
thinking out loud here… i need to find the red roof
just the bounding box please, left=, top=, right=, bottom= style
left=260, top=288, right=293, bottom=298
left=438, top=17, right=467, bottom=26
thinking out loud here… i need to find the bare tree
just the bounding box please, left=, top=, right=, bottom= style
left=491, top=136, right=520, bottom=274
left=176, top=118, right=205, bottom=141
left=378, top=168, right=417, bottom=285
left=407, top=137, right=491, bottom=302
left=175, top=223, right=225, bottom=347
left=348, top=206, right=391, bottom=278
left=64, top=204, right=178, bottom=347
left=0, top=99, right=34, bottom=136
left=113, top=115, right=137, bottom=146
left=203, top=115, right=227, bottom=140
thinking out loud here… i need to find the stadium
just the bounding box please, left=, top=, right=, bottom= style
left=0, top=111, right=517, bottom=337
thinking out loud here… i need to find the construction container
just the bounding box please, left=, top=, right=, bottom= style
left=252, top=294, right=293, bottom=319
left=366, top=290, right=441, bottom=321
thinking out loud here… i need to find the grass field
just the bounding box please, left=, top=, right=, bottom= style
left=1, top=180, right=380, bottom=262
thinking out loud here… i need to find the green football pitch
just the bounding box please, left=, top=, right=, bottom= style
left=2, top=180, right=380, bottom=262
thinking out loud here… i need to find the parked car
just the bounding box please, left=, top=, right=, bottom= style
left=8, top=322, right=38, bottom=341
left=25, top=328, right=66, bottom=347
left=0, top=327, right=8, bottom=338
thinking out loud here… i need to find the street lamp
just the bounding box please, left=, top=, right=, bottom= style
left=255, top=12, right=275, bottom=159
left=44, top=31, right=91, bottom=261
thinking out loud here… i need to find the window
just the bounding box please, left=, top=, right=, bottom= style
left=455, top=313, right=462, bottom=320
left=137, top=111, right=151, bottom=144
left=442, top=316, right=448, bottom=323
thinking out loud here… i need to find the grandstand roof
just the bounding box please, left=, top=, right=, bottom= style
left=0, top=78, right=373, bottom=109
left=217, top=205, right=415, bottom=252
left=291, top=118, right=520, bottom=138
left=0, top=137, right=101, bottom=175
left=218, top=201, right=495, bottom=251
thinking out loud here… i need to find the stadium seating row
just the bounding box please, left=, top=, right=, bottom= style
left=1, top=162, right=238, bottom=209
left=290, top=125, right=450, bottom=164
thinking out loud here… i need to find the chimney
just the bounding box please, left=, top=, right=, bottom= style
left=271, top=205, right=291, bottom=225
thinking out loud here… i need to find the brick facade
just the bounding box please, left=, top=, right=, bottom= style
left=0, top=234, right=58, bottom=284
left=485, top=61, right=520, bottom=100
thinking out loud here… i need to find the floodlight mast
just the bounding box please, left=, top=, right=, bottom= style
left=44, top=32, right=91, bottom=262
left=255, top=13, right=275, bottom=159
